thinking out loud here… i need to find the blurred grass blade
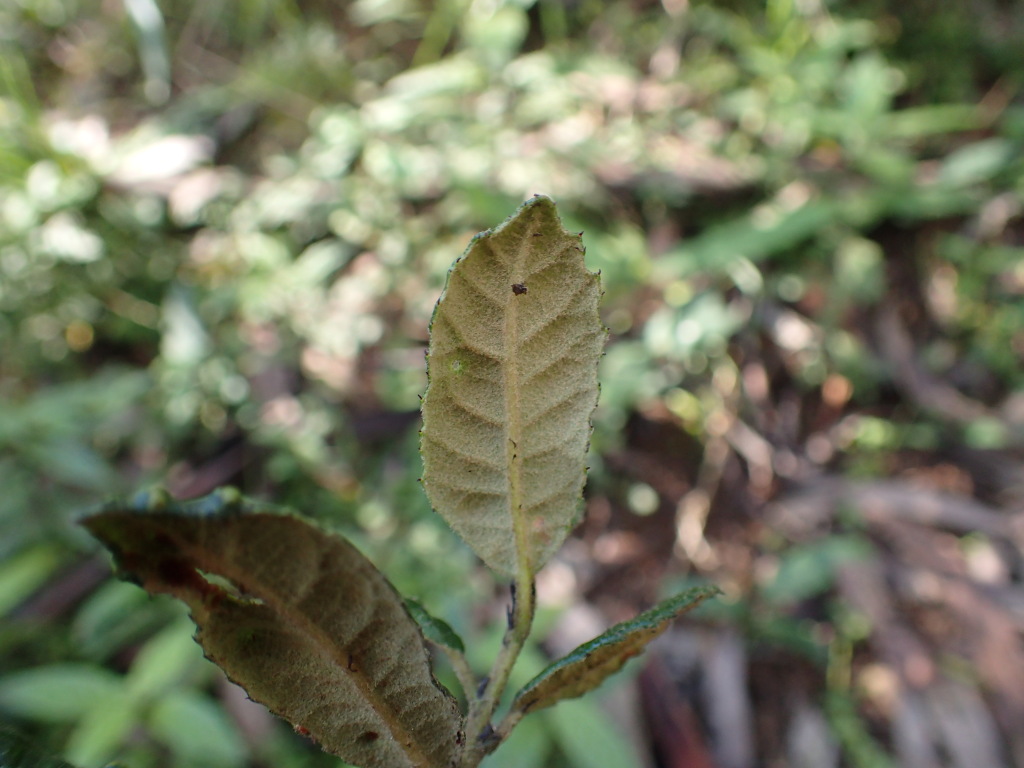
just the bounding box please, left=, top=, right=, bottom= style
left=82, top=489, right=463, bottom=768
left=421, top=196, right=605, bottom=578
left=510, top=586, right=720, bottom=717
left=122, top=0, right=170, bottom=104
left=654, top=201, right=838, bottom=280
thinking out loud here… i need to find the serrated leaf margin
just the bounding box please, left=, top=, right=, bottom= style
left=420, top=195, right=605, bottom=579
left=81, top=490, right=463, bottom=768
left=510, top=585, right=721, bottom=716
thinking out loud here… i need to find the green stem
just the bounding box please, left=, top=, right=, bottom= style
left=439, top=645, right=478, bottom=706
left=460, top=574, right=535, bottom=767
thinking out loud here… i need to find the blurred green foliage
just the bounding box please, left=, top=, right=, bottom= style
left=2, top=0, right=1022, bottom=765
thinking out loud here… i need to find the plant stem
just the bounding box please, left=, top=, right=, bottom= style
left=440, top=646, right=478, bottom=705
left=460, top=573, right=535, bottom=767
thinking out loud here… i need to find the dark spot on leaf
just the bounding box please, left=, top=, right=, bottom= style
left=151, top=557, right=224, bottom=604
left=360, top=731, right=379, bottom=742
left=512, top=283, right=528, bottom=295
left=155, top=558, right=202, bottom=589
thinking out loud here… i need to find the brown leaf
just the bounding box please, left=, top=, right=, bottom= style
left=511, top=586, right=719, bottom=717
left=421, top=195, right=605, bottom=578
left=83, top=490, right=462, bottom=768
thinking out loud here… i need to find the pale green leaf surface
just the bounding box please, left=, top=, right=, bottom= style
left=421, top=196, right=604, bottom=578
left=148, top=689, right=247, bottom=767
left=0, top=663, right=122, bottom=724
left=82, top=491, right=462, bottom=768
left=125, top=618, right=206, bottom=699
left=0, top=664, right=123, bottom=724
left=511, top=585, right=720, bottom=716
left=63, top=689, right=135, bottom=768
left=0, top=545, right=62, bottom=616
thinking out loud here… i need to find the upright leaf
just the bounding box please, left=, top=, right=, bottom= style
left=510, top=586, right=720, bottom=717
left=82, top=490, right=462, bottom=768
left=421, top=196, right=604, bottom=578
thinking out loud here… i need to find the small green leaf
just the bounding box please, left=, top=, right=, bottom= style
left=124, top=618, right=205, bottom=699
left=404, top=600, right=465, bottom=655
left=63, top=689, right=135, bottom=768
left=148, top=689, right=247, bottom=767
left=0, top=545, right=62, bottom=616
left=81, top=490, right=463, bottom=768
left=0, top=664, right=123, bottom=724
left=510, top=585, right=720, bottom=716
left=421, top=196, right=605, bottom=578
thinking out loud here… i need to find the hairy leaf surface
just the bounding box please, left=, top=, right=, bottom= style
left=82, top=490, right=462, bottom=768
left=421, top=196, right=604, bottom=578
left=510, top=586, right=720, bottom=716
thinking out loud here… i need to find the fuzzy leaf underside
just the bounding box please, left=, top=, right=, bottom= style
left=421, top=196, right=605, bottom=578
left=510, top=586, right=721, bottom=716
left=81, top=490, right=462, bottom=768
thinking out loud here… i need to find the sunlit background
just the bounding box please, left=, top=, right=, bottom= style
left=2, top=0, right=1023, bottom=766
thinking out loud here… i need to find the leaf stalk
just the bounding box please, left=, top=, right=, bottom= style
left=459, top=574, right=535, bottom=767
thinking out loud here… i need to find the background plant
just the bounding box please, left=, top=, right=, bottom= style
left=2, top=0, right=1023, bottom=766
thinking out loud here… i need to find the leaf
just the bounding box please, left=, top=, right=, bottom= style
left=421, top=196, right=605, bottom=578
left=63, top=689, right=135, bottom=768
left=0, top=545, right=62, bottom=616
left=81, top=490, right=463, bottom=768
left=510, top=585, right=720, bottom=716
left=0, top=664, right=123, bottom=724
left=653, top=200, right=838, bottom=280
left=404, top=600, right=465, bottom=654
left=148, top=689, right=247, bottom=768
left=124, top=618, right=206, bottom=699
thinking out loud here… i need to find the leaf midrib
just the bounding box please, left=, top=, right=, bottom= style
left=502, top=214, right=532, bottom=580
left=179, top=527, right=440, bottom=768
